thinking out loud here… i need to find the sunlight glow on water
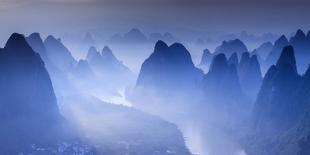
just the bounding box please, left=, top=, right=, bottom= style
left=93, top=88, right=132, bottom=107
left=182, top=123, right=206, bottom=155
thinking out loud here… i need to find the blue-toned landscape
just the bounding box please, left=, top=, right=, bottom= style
left=0, top=0, right=310, bottom=155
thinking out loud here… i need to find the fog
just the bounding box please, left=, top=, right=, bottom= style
left=3, top=26, right=310, bottom=154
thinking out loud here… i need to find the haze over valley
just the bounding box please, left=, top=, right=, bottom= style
left=0, top=0, right=310, bottom=155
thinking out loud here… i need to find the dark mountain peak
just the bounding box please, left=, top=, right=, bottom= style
left=250, top=54, right=259, bottom=63
left=228, top=52, right=239, bottom=65
left=169, top=42, right=195, bottom=67
left=26, top=32, right=48, bottom=61
left=170, top=42, right=187, bottom=51
left=307, top=31, right=310, bottom=39
left=263, top=65, right=277, bottom=82
left=154, top=40, right=169, bottom=53
left=0, top=34, right=68, bottom=149
left=265, top=35, right=290, bottom=70
left=28, top=32, right=41, bottom=40
left=276, top=46, right=297, bottom=72
left=137, top=41, right=202, bottom=89
left=295, top=29, right=306, bottom=38
left=215, top=38, right=248, bottom=57
left=209, top=53, right=228, bottom=73
left=202, top=53, right=246, bottom=106
left=290, top=29, right=307, bottom=43
left=6, top=33, right=27, bottom=47
left=27, top=33, right=44, bottom=47
left=4, top=33, right=34, bottom=54
left=252, top=46, right=302, bottom=137
left=276, top=35, right=289, bottom=45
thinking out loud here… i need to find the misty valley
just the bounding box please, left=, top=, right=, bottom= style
left=1, top=28, right=310, bottom=155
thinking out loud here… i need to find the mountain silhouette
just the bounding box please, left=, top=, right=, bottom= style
left=26, top=33, right=49, bottom=62
left=252, top=41, right=273, bottom=60
left=136, top=40, right=203, bottom=90
left=276, top=45, right=297, bottom=72
left=198, top=48, right=213, bottom=72
left=253, top=46, right=303, bottom=135
left=202, top=53, right=251, bottom=115
left=214, top=39, right=248, bottom=58
left=44, top=35, right=77, bottom=72
left=72, top=60, right=95, bottom=79
left=86, top=46, right=131, bottom=76
left=265, top=35, right=290, bottom=70
left=247, top=45, right=310, bottom=155
left=289, top=29, right=310, bottom=73
left=263, top=30, right=310, bottom=74
left=203, top=54, right=243, bottom=98
left=0, top=33, right=69, bottom=153
left=238, top=52, right=251, bottom=77
left=254, top=46, right=303, bottom=132
left=238, top=53, right=262, bottom=100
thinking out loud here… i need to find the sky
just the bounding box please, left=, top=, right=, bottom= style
left=0, top=0, right=309, bottom=44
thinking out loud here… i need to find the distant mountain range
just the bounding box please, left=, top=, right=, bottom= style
left=2, top=29, right=310, bottom=155
left=107, top=28, right=179, bottom=44
left=129, top=32, right=310, bottom=154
